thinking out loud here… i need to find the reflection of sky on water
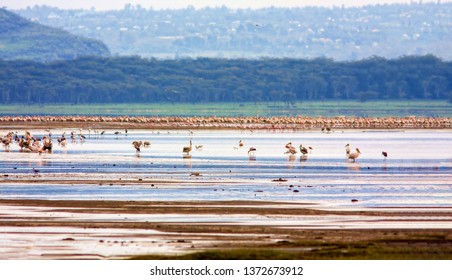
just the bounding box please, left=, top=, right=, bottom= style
left=0, top=129, right=451, bottom=208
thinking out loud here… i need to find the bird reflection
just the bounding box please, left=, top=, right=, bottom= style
left=346, top=162, right=360, bottom=171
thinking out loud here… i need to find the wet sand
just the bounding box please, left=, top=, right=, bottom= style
left=1, top=198, right=452, bottom=259
left=1, top=119, right=452, bottom=259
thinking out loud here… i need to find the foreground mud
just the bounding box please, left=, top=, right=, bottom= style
left=1, top=199, right=452, bottom=259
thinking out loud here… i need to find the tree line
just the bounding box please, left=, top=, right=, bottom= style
left=0, top=55, right=451, bottom=105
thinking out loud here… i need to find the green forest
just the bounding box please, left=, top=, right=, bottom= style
left=0, top=55, right=451, bottom=104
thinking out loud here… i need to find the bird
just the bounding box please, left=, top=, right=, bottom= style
left=195, top=145, right=203, bottom=150
left=1, top=134, right=13, bottom=149
left=239, top=140, right=244, bottom=147
left=248, top=147, right=257, bottom=160
left=299, top=144, right=309, bottom=156
left=348, top=148, right=361, bottom=162
left=308, top=146, right=314, bottom=153
left=248, top=147, right=256, bottom=155
left=285, top=142, right=293, bottom=149
left=132, top=141, right=143, bottom=152
left=143, top=141, right=151, bottom=147
left=183, top=140, right=192, bottom=155
left=382, top=151, right=388, bottom=159
left=284, top=142, right=297, bottom=155
left=345, top=144, right=351, bottom=156
left=321, top=126, right=331, bottom=133
left=284, top=147, right=297, bottom=155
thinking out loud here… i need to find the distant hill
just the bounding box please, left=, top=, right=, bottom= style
left=14, top=3, right=452, bottom=61
left=0, top=8, right=110, bottom=62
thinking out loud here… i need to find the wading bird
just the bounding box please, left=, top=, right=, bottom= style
left=132, top=141, right=143, bottom=152
left=382, top=151, right=388, bottom=159
left=183, top=140, right=192, bottom=155
left=348, top=148, right=361, bottom=162
left=345, top=144, right=351, bottom=156
left=299, top=144, right=309, bottom=156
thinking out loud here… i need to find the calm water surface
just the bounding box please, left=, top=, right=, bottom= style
left=0, top=129, right=451, bottom=208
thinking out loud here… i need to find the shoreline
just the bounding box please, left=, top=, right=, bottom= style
left=1, top=198, right=452, bottom=259
left=1, top=115, right=451, bottom=130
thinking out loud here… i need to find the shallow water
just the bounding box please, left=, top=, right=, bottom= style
left=1, top=129, right=451, bottom=208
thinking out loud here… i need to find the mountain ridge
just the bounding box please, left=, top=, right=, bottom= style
left=0, top=8, right=110, bottom=62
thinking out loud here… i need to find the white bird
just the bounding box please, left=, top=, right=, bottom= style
left=345, top=144, right=351, bottom=156
left=348, top=148, right=361, bottom=162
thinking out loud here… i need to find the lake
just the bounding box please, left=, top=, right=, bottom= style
left=1, top=129, right=451, bottom=209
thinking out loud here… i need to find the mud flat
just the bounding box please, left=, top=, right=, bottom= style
left=1, top=198, right=452, bottom=260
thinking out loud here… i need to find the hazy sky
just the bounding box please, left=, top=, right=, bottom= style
left=2, top=0, right=447, bottom=10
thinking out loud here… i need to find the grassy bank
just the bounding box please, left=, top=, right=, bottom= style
left=0, top=101, right=450, bottom=117
left=131, top=232, right=452, bottom=260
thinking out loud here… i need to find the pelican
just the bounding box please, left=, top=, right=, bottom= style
left=60, top=138, right=67, bottom=147
left=345, top=144, right=351, bottom=156
left=39, top=136, right=52, bottom=153
left=348, top=148, right=361, bottom=162
left=248, top=147, right=257, bottom=160
left=284, top=147, right=297, bottom=155
left=382, top=151, right=388, bottom=159
left=183, top=140, right=192, bottom=155
left=1, top=133, right=13, bottom=149
left=132, top=141, right=143, bottom=152
left=299, top=144, right=308, bottom=156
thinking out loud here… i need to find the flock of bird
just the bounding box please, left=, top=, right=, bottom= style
left=1, top=129, right=388, bottom=162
